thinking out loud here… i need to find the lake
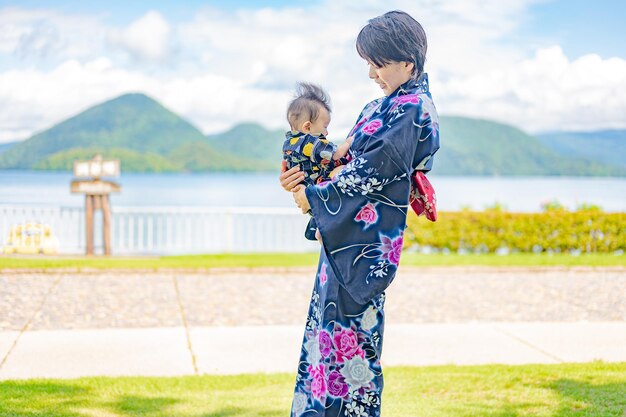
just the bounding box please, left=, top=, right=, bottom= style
left=0, top=170, right=624, bottom=212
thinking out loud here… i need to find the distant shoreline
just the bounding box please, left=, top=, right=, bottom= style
left=0, top=168, right=624, bottom=178
left=1, top=171, right=624, bottom=212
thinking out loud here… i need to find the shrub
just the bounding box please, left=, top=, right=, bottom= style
left=405, top=209, right=626, bottom=253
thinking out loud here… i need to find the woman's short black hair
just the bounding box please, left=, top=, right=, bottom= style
left=356, top=10, right=427, bottom=78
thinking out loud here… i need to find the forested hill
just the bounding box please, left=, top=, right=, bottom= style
left=536, top=129, right=626, bottom=170
left=435, top=117, right=624, bottom=176
left=0, top=92, right=622, bottom=176
left=0, top=93, right=270, bottom=172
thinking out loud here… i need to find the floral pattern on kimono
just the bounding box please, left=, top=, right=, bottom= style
left=283, top=131, right=352, bottom=242
left=291, top=72, right=440, bottom=417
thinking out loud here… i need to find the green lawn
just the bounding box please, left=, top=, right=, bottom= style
left=0, top=362, right=624, bottom=416
left=0, top=252, right=624, bottom=271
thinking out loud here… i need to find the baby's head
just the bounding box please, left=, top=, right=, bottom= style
left=287, top=82, right=331, bottom=136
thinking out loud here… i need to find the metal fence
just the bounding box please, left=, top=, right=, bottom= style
left=0, top=205, right=319, bottom=255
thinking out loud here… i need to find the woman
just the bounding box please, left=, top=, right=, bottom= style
left=280, top=10, right=440, bottom=416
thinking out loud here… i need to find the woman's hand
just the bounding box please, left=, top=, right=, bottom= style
left=315, top=228, right=323, bottom=244
left=292, top=184, right=311, bottom=214
left=280, top=160, right=305, bottom=192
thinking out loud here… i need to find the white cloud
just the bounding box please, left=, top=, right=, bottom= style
left=0, top=7, right=106, bottom=62
left=0, top=56, right=291, bottom=139
left=107, top=11, right=174, bottom=62
left=0, top=58, right=150, bottom=141
left=438, top=46, right=626, bottom=132
left=0, top=0, right=624, bottom=145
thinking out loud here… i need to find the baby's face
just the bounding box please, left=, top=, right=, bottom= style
left=302, top=107, right=330, bottom=136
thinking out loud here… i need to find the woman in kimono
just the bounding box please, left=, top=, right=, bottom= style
left=279, top=10, right=440, bottom=416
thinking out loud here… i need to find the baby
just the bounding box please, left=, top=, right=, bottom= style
left=282, top=82, right=352, bottom=242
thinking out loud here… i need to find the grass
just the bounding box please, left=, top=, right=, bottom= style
left=0, top=252, right=624, bottom=271
left=0, top=362, right=624, bottom=416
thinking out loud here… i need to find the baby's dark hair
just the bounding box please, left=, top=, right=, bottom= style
left=287, top=82, right=331, bottom=130
left=356, top=10, right=427, bottom=78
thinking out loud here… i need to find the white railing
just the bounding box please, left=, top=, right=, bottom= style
left=0, top=205, right=320, bottom=255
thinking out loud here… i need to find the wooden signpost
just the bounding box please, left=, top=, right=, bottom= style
left=70, top=155, right=121, bottom=256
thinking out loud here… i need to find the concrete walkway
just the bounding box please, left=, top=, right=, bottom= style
left=1, top=322, right=625, bottom=380
left=1, top=267, right=625, bottom=380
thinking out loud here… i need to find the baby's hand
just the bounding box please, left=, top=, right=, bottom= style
left=329, top=165, right=344, bottom=179
left=332, top=136, right=353, bottom=161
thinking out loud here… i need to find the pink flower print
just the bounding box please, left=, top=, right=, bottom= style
left=354, top=202, right=378, bottom=229
left=307, top=363, right=327, bottom=400
left=332, top=327, right=365, bottom=363
left=349, top=117, right=368, bottom=136
left=319, top=330, right=332, bottom=357
left=317, top=179, right=332, bottom=188
left=361, top=119, right=382, bottom=135
left=393, top=94, right=420, bottom=108
left=327, top=370, right=349, bottom=398
left=431, top=121, right=439, bottom=140
left=319, top=262, right=328, bottom=286
left=389, top=236, right=403, bottom=265
left=379, top=234, right=404, bottom=266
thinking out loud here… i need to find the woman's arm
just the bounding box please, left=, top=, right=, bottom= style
left=293, top=184, right=324, bottom=244
left=302, top=99, right=432, bottom=305
left=279, top=160, right=305, bottom=192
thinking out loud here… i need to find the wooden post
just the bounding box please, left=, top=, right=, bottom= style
left=72, top=155, right=121, bottom=256
left=85, top=194, right=94, bottom=256
left=102, top=194, right=112, bottom=256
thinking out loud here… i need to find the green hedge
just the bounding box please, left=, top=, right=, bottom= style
left=405, top=208, right=626, bottom=254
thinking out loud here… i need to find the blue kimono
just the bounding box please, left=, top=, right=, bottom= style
left=283, top=131, right=351, bottom=241
left=290, top=73, right=440, bottom=417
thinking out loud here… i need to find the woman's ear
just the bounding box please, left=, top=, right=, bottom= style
left=302, top=121, right=312, bottom=132
left=404, top=61, right=415, bottom=75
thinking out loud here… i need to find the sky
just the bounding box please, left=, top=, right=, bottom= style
left=0, top=0, right=625, bottom=144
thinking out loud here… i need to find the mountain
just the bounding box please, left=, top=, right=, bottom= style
left=206, top=117, right=625, bottom=176
left=1, top=91, right=623, bottom=176
left=536, top=129, right=626, bottom=169
left=0, top=93, right=264, bottom=172
left=168, top=140, right=275, bottom=171
left=34, top=147, right=182, bottom=172
left=206, top=122, right=284, bottom=165
left=0, top=141, right=18, bottom=155
left=435, top=116, right=625, bottom=176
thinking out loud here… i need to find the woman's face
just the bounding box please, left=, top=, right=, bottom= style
left=367, top=60, right=414, bottom=96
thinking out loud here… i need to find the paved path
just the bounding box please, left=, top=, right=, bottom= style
left=1, top=266, right=625, bottom=379
left=1, top=322, right=625, bottom=380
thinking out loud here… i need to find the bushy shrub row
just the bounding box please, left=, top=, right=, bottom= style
left=404, top=208, right=625, bottom=254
